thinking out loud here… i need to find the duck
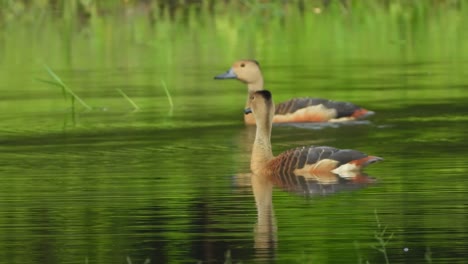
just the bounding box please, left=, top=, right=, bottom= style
left=214, top=60, right=374, bottom=125
left=244, top=89, right=382, bottom=178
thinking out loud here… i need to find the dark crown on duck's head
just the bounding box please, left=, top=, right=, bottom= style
left=250, top=60, right=260, bottom=67
left=244, top=90, right=272, bottom=115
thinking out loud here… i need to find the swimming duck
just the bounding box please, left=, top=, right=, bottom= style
left=214, top=60, right=374, bottom=125
left=244, top=90, right=382, bottom=177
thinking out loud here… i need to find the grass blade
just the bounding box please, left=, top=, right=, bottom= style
left=43, top=65, right=92, bottom=110
left=160, top=80, right=173, bottom=115
left=117, top=88, right=140, bottom=111
left=126, top=256, right=133, bottom=264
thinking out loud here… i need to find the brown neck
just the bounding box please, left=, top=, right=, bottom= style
left=247, top=77, right=264, bottom=93
left=250, top=112, right=274, bottom=174
left=244, top=90, right=257, bottom=124
left=245, top=76, right=264, bottom=108
left=244, top=75, right=263, bottom=124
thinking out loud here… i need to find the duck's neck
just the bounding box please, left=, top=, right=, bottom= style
left=244, top=78, right=265, bottom=124
left=247, top=77, right=264, bottom=93
left=251, top=115, right=274, bottom=174
left=245, top=77, right=264, bottom=108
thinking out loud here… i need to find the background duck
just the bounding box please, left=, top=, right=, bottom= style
left=215, top=60, right=374, bottom=125
left=245, top=90, right=382, bottom=179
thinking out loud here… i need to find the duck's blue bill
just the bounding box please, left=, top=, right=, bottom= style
left=214, top=68, right=237, bottom=79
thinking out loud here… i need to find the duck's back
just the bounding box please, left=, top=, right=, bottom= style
left=267, top=146, right=381, bottom=179
left=273, top=97, right=373, bottom=122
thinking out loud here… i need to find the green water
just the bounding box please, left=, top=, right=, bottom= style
left=1, top=3, right=468, bottom=264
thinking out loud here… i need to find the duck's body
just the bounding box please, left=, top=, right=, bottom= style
left=215, top=60, right=373, bottom=125
left=245, top=90, right=382, bottom=179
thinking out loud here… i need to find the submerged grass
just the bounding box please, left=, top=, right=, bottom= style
left=126, top=256, right=150, bottom=264
left=371, top=209, right=394, bottom=264
left=161, top=80, right=174, bottom=116
left=117, top=88, right=140, bottom=111
left=38, top=65, right=92, bottom=111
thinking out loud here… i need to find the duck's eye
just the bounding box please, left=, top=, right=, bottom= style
left=250, top=96, right=254, bottom=100
left=240, top=63, right=245, bottom=67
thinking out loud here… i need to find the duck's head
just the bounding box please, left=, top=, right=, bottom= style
left=244, top=90, right=275, bottom=125
left=214, top=60, right=263, bottom=85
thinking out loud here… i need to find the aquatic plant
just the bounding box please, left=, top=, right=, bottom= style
left=161, top=80, right=174, bottom=116
left=372, top=209, right=394, bottom=264
left=38, top=65, right=92, bottom=111
left=117, top=88, right=141, bottom=111
left=126, top=256, right=150, bottom=264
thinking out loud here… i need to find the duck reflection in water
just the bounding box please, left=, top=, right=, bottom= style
left=251, top=169, right=376, bottom=260
left=245, top=90, right=381, bottom=260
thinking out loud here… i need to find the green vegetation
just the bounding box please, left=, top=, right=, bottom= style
left=0, top=0, right=464, bottom=134
left=117, top=88, right=141, bottom=111
left=39, top=65, right=92, bottom=110
left=0, top=0, right=465, bottom=110
left=372, top=210, right=395, bottom=264
left=160, top=80, right=174, bottom=116
left=126, top=256, right=150, bottom=264
left=1, top=0, right=466, bottom=68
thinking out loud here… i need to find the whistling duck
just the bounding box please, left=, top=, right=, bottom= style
left=214, top=60, right=374, bottom=125
left=244, top=90, right=382, bottom=178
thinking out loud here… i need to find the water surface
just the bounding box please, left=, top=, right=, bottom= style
left=1, top=60, right=467, bottom=264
